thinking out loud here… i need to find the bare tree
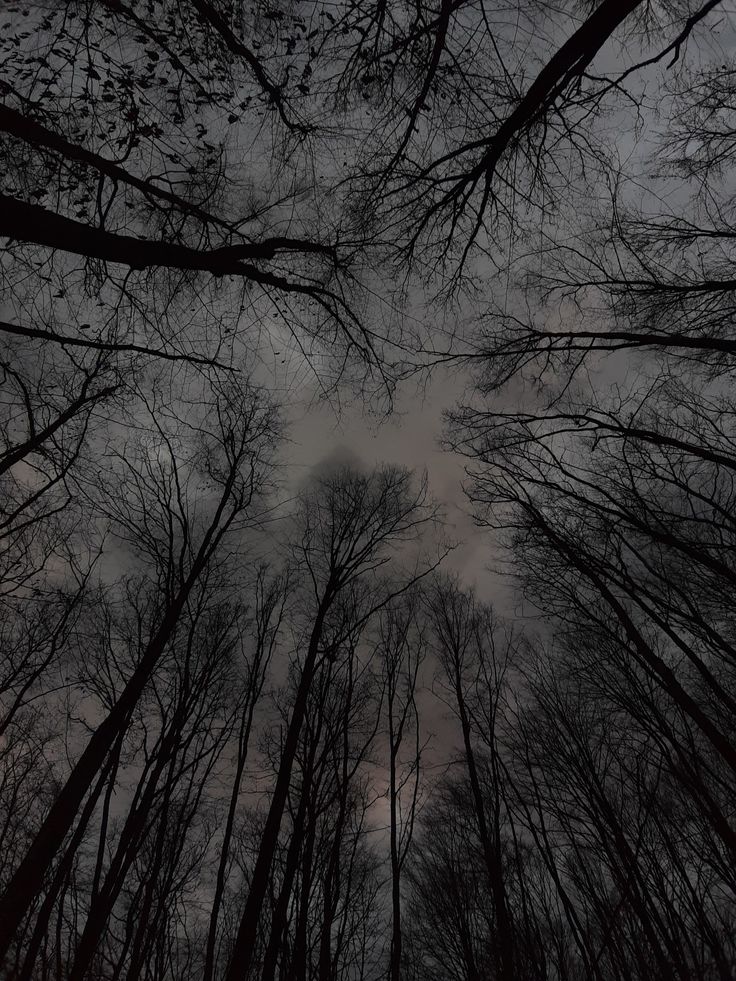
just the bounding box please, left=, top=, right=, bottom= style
left=224, top=463, right=443, bottom=981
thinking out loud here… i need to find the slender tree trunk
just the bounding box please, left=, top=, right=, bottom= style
left=453, top=667, right=514, bottom=981
left=123, top=752, right=180, bottom=981
left=203, top=701, right=258, bottom=981
left=388, top=731, right=401, bottom=981
left=290, top=803, right=317, bottom=981
left=225, top=597, right=330, bottom=981
left=316, top=784, right=349, bottom=981
left=261, top=776, right=314, bottom=981
left=262, top=696, right=325, bottom=981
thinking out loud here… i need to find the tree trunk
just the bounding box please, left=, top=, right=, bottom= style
left=224, top=597, right=330, bottom=981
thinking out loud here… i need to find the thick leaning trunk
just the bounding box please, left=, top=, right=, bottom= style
left=66, top=712, right=188, bottom=981
left=0, top=477, right=238, bottom=961
left=16, top=748, right=121, bottom=981
left=0, top=599, right=186, bottom=960
left=475, top=0, right=644, bottom=183
left=0, top=195, right=331, bottom=289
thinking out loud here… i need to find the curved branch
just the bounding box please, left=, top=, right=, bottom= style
left=0, top=320, right=233, bottom=370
